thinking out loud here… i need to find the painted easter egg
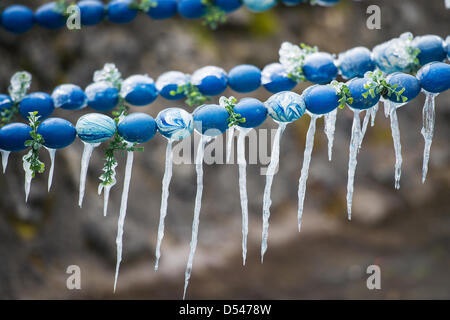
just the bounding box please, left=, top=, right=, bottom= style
left=385, top=73, right=421, bottom=103
left=156, top=107, right=194, bottom=140
left=76, top=113, right=116, bottom=143
left=156, top=71, right=190, bottom=100
left=85, top=82, right=119, bottom=111
left=78, top=0, right=106, bottom=26
left=416, top=62, right=450, bottom=94
left=37, top=118, right=77, bottom=149
left=35, top=2, right=66, bottom=29
left=120, top=75, right=159, bottom=106
left=1, top=5, right=35, bottom=34
left=347, top=78, right=380, bottom=110
left=118, top=112, right=158, bottom=144
left=234, top=98, right=267, bottom=128
left=193, top=104, right=229, bottom=137
left=265, top=91, right=306, bottom=122
left=0, top=123, right=32, bottom=152
left=228, top=64, right=262, bottom=93
left=338, top=47, right=375, bottom=79
left=52, top=84, right=87, bottom=110
left=304, top=84, right=340, bottom=115
left=191, top=66, right=228, bottom=96
left=262, top=63, right=297, bottom=93
left=302, top=52, right=338, bottom=84
left=19, top=92, right=55, bottom=120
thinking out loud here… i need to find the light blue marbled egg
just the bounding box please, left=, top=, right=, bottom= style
left=243, top=0, right=277, bottom=12
left=265, top=91, right=306, bottom=122
left=156, top=107, right=194, bottom=140
left=76, top=113, right=116, bottom=143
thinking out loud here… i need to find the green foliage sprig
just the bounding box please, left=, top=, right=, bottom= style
left=362, top=70, right=408, bottom=103
left=287, top=43, right=318, bottom=83
left=55, top=0, right=76, bottom=17
left=170, top=83, right=208, bottom=107
left=129, top=0, right=157, bottom=13
left=331, top=80, right=353, bottom=109
left=202, top=0, right=227, bottom=30
left=24, top=112, right=45, bottom=178
left=220, top=96, right=246, bottom=128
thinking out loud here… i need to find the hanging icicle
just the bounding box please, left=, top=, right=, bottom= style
left=346, top=110, right=362, bottom=221
left=421, top=91, right=438, bottom=183
left=323, top=109, right=337, bottom=161
left=46, top=148, right=56, bottom=192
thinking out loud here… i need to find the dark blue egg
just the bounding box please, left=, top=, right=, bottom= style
left=338, top=47, right=375, bottom=79
left=156, top=71, right=190, bottom=100
left=52, top=84, right=87, bottom=110
left=192, top=66, right=228, bottom=96
left=78, top=0, right=106, bottom=26
left=234, top=98, right=267, bottom=128
left=304, top=84, right=340, bottom=115
left=228, top=64, right=261, bottom=93
left=385, top=73, right=421, bottom=103
left=193, top=104, right=229, bottom=137
left=148, top=0, right=178, bottom=19
left=118, top=112, right=157, bottom=144
left=282, top=0, right=304, bottom=5
left=178, top=0, right=206, bottom=19
left=262, top=63, right=297, bottom=93
left=303, top=52, right=338, bottom=84
left=446, top=36, right=450, bottom=58
left=413, top=35, right=447, bottom=66
left=0, top=123, right=32, bottom=152
left=120, top=75, right=159, bottom=106
left=215, top=0, right=242, bottom=12
left=1, top=5, right=35, bottom=34
left=347, top=78, right=380, bottom=110
left=107, top=0, right=138, bottom=24
left=35, top=2, right=66, bottom=29
left=19, top=92, right=55, bottom=120
left=37, top=118, right=76, bottom=149
left=0, top=95, right=12, bottom=111
left=416, top=62, right=450, bottom=93
left=85, top=82, right=119, bottom=111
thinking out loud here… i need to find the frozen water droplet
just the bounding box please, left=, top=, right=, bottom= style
left=421, top=91, right=438, bottom=183
left=1, top=150, right=10, bottom=174
left=22, top=150, right=33, bottom=203
left=114, top=149, right=134, bottom=293
left=359, top=109, right=371, bottom=150
left=226, top=126, right=235, bottom=164
left=261, top=122, right=287, bottom=263
left=297, top=115, right=318, bottom=231
left=78, top=142, right=100, bottom=208
left=324, top=109, right=337, bottom=161
left=370, top=102, right=379, bottom=127
left=389, top=103, right=403, bottom=190
left=155, top=140, right=174, bottom=271
left=46, top=148, right=56, bottom=192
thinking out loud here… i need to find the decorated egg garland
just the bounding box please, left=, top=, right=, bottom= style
left=0, top=31, right=449, bottom=298
left=0, top=0, right=342, bottom=33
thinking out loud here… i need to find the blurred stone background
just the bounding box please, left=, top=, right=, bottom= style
left=0, top=0, right=449, bottom=299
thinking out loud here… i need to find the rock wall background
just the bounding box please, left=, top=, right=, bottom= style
left=0, top=0, right=449, bottom=299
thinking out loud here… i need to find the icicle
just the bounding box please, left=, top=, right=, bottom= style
left=370, top=102, right=379, bottom=127
left=226, top=126, right=235, bottom=163
left=22, top=150, right=33, bottom=203
left=155, top=139, right=174, bottom=271
left=383, top=99, right=390, bottom=118
left=98, top=184, right=112, bottom=217
left=114, top=148, right=134, bottom=293
left=389, top=102, right=403, bottom=190
left=183, top=135, right=212, bottom=300
left=78, top=142, right=100, bottom=208
left=324, top=109, right=337, bottom=161
left=346, top=110, right=362, bottom=221
left=1, top=150, right=10, bottom=173
left=46, top=148, right=56, bottom=192
left=261, top=122, right=288, bottom=263
left=237, top=127, right=252, bottom=266
left=297, top=115, right=318, bottom=231
left=359, top=109, right=371, bottom=149
left=421, top=91, right=438, bottom=183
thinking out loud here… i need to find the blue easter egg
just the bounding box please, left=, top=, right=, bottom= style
left=385, top=73, right=421, bottom=103
left=416, top=62, right=450, bottom=93
left=178, top=0, right=206, bottom=19
left=234, top=98, right=267, bottom=128
left=0, top=95, right=12, bottom=111
left=156, top=107, right=194, bottom=140
left=262, top=63, right=297, bottom=93
left=120, top=75, right=159, bottom=106
left=192, top=66, right=228, bottom=96
left=304, top=85, right=340, bottom=115
left=85, top=82, right=119, bottom=111
left=1, top=5, right=35, bottom=34
left=282, top=0, right=304, bottom=5
left=156, top=71, right=190, bottom=100
left=19, top=92, right=55, bottom=120
left=52, top=84, right=87, bottom=110
left=228, top=64, right=262, bottom=93
left=243, top=0, right=277, bottom=12
left=265, top=91, right=306, bottom=122
left=215, top=0, right=242, bottom=12
left=37, top=118, right=76, bottom=149
left=118, top=112, right=157, bottom=144
left=148, top=0, right=178, bottom=19
left=107, top=0, right=138, bottom=23
left=0, top=123, right=32, bottom=152
left=303, top=52, right=338, bottom=84
left=35, top=2, right=66, bottom=29
left=193, top=104, right=229, bottom=137
left=315, top=0, right=340, bottom=6
left=78, top=0, right=106, bottom=26
left=76, top=113, right=116, bottom=143
left=338, top=47, right=375, bottom=79
left=446, top=36, right=450, bottom=58
left=413, top=35, right=447, bottom=66
left=347, top=78, right=380, bottom=110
